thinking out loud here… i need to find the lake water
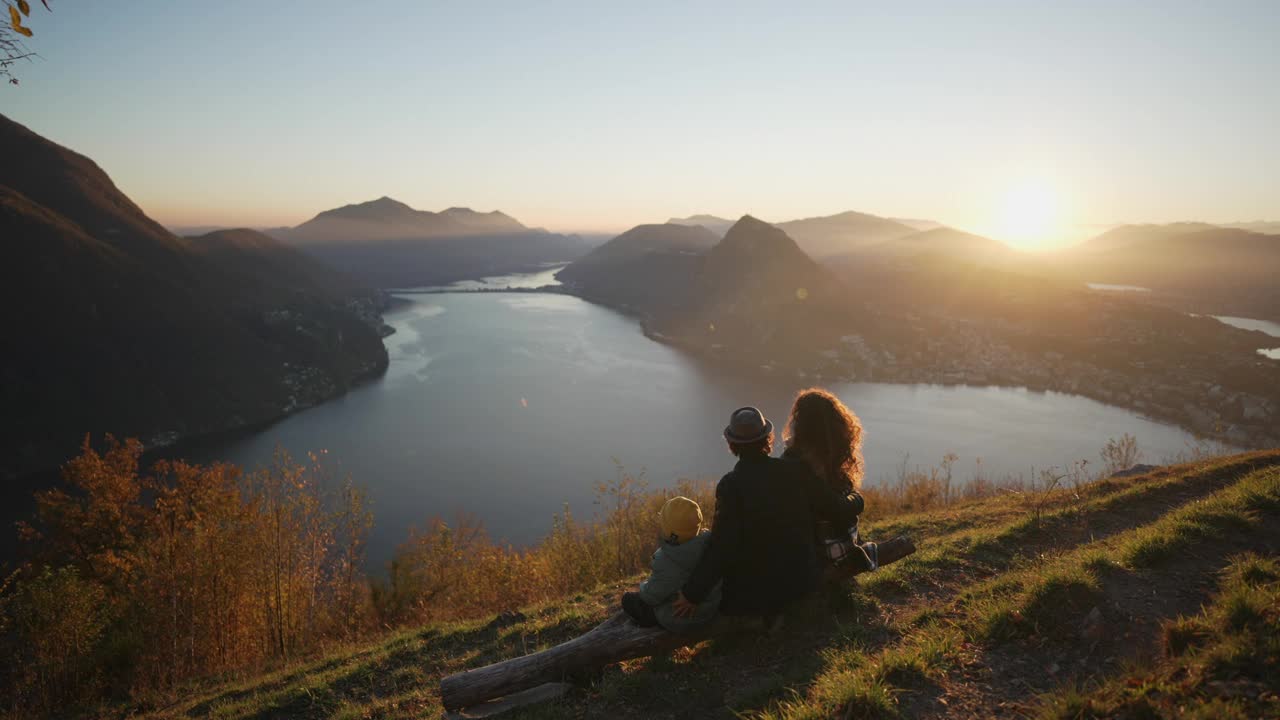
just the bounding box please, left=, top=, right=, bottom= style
left=183, top=273, right=1207, bottom=568
left=1086, top=283, right=1151, bottom=292
left=395, top=264, right=566, bottom=292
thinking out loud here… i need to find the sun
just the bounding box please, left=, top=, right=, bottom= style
left=994, top=181, right=1061, bottom=250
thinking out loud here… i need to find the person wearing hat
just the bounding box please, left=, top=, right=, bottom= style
left=620, top=496, right=722, bottom=632
left=672, top=406, right=863, bottom=622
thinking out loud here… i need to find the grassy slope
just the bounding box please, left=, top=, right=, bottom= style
left=128, top=451, right=1280, bottom=720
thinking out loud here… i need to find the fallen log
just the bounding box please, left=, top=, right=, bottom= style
left=439, top=535, right=916, bottom=712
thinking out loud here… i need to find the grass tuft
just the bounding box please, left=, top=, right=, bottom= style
left=1161, top=616, right=1209, bottom=657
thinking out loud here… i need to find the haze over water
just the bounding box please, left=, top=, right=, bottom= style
left=186, top=272, right=1205, bottom=568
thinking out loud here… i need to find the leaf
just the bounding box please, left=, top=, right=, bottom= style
left=9, top=5, right=33, bottom=36
left=17, top=0, right=29, bottom=17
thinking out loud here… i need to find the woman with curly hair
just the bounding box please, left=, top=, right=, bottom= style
left=782, top=388, right=879, bottom=572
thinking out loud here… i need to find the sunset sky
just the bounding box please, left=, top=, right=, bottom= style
left=5, top=1, right=1277, bottom=246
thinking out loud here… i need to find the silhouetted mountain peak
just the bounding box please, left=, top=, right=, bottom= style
left=314, top=196, right=417, bottom=222
left=699, top=216, right=829, bottom=301
left=439, top=206, right=524, bottom=230
left=557, top=223, right=717, bottom=284
left=711, top=215, right=809, bottom=262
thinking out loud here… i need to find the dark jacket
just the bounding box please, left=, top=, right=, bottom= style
left=681, top=453, right=864, bottom=616
left=780, top=446, right=865, bottom=544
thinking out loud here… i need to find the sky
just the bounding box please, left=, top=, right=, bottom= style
left=3, top=1, right=1278, bottom=247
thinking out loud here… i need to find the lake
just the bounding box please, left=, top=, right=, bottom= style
left=1086, top=283, right=1151, bottom=292
left=182, top=272, right=1207, bottom=568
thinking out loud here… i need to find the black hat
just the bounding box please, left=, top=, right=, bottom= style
left=723, top=406, right=774, bottom=444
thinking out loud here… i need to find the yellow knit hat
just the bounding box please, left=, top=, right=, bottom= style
left=660, top=496, right=703, bottom=545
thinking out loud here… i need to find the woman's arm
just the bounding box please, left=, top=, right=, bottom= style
left=804, top=465, right=864, bottom=527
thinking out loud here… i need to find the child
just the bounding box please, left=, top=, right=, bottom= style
left=621, top=496, right=721, bottom=632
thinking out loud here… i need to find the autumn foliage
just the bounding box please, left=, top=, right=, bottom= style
left=0, top=437, right=372, bottom=713
left=0, top=439, right=713, bottom=716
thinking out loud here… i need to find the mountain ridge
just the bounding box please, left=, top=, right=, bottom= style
left=0, top=114, right=390, bottom=478
left=276, top=197, right=591, bottom=287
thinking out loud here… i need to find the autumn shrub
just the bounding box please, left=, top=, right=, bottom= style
left=373, top=474, right=715, bottom=627
left=1, top=438, right=372, bottom=715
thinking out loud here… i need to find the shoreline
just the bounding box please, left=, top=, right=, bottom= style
left=9, top=282, right=1273, bottom=495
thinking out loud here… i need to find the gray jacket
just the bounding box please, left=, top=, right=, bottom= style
left=638, top=530, right=722, bottom=633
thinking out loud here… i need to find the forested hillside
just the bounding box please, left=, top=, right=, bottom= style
left=0, top=115, right=390, bottom=479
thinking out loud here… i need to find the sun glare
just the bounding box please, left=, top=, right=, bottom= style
left=994, top=181, right=1061, bottom=251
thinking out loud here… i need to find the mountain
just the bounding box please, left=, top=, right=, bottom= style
left=700, top=215, right=830, bottom=295
left=1079, top=222, right=1220, bottom=252
left=873, top=226, right=1018, bottom=264
left=0, top=114, right=389, bottom=478
left=556, top=223, right=717, bottom=313
left=560, top=215, right=846, bottom=366
left=277, top=197, right=592, bottom=287
left=889, top=217, right=947, bottom=232
left=558, top=223, right=717, bottom=277
left=666, top=214, right=735, bottom=236
left=776, top=210, right=920, bottom=258
left=288, top=197, right=527, bottom=244
left=1067, top=223, right=1280, bottom=320
left=668, top=210, right=935, bottom=258
left=1224, top=220, right=1280, bottom=235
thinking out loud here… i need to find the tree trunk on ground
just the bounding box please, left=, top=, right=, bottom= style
left=439, top=535, right=917, bottom=712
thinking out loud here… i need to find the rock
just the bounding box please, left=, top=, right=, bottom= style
left=485, top=610, right=528, bottom=632
left=1242, top=396, right=1268, bottom=422
left=1110, top=464, right=1158, bottom=478
left=1080, top=606, right=1105, bottom=642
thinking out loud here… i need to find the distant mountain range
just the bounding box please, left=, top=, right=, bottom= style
left=0, top=114, right=390, bottom=478
left=667, top=214, right=737, bottom=237
left=284, top=197, right=526, bottom=243
left=667, top=210, right=941, bottom=258
left=1059, top=222, right=1280, bottom=320
left=776, top=211, right=922, bottom=257
left=651, top=211, right=1280, bottom=320
left=272, top=197, right=595, bottom=287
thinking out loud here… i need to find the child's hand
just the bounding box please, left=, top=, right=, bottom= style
left=672, top=592, right=697, bottom=618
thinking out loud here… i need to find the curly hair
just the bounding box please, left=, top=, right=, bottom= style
left=784, top=388, right=864, bottom=491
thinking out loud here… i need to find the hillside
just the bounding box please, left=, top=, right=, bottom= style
left=560, top=216, right=854, bottom=368
left=862, top=226, right=1019, bottom=266
left=0, top=115, right=389, bottom=479
left=667, top=214, right=736, bottom=236
left=777, top=210, right=920, bottom=258
left=278, top=197, right=593, bottom=287
left=556, top=223, right=717, bottom=312
left=665, top=211, right=946, bottom=258
left=557, top=223, right=718, bottom=278
left=1059, top=223, right=1280, bottom=321
left=128, top=450, right=1280, bottom=719
left=287, top=197, right=526, bottom=244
